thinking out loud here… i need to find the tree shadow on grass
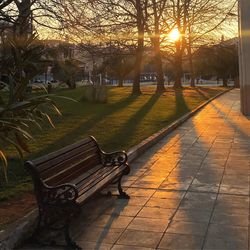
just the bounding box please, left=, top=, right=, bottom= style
left=28, top=89, right=194, bottom=159
left=193, top=87, right=223, bottom=101
left=29, top=94, right=138, bottom=159
left=174, top=88, right=190, bottom=115
left=157, top=89, right=190, bottom=133
left=106, top=93, right=162, bottom=149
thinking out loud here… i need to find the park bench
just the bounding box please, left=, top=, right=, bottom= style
left=25, top=136, right=130, bottom=249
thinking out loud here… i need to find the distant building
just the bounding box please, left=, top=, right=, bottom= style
left=239, top=0, right=250, bottom=115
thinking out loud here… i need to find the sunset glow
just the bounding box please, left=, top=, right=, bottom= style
left=168, top=28, right=181, bottom=42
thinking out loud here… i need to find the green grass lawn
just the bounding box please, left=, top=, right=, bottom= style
left=0, top=86, right=227, bottom=201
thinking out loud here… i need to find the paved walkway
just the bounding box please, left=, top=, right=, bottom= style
left=22, top=89, right=250, bottom=249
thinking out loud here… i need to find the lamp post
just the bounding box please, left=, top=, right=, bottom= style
left=239, top=0, right=250, bottom=115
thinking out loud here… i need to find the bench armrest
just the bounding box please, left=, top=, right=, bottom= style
left=42, top=183, right=79, bottom=205
left=101, top=150, right=128, bottom=167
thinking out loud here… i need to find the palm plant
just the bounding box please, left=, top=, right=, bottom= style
left=0, top=34, right=63, bottom=183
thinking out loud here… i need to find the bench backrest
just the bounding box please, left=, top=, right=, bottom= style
left=26, top=136, right=102, bottom=186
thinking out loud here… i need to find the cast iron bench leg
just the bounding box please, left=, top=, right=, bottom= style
left=118, top=165, right=130, bottom=199
left=64, top=221, right=81, bottom=250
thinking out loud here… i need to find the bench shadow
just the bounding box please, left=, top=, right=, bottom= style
left=73, top=194, right=129, bottom=249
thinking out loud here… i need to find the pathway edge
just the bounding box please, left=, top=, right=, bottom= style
left=127, top=88, right=233, bottom=162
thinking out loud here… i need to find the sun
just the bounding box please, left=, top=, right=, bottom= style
left=168, top=28, right=181, bottom=42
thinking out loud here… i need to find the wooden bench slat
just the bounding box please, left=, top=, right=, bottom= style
left=69, top=164, right=103, bottom=186
left=33, top=137, right=94, bottom=166
left=37, top=141, right=98, bottom=173
left=76, top=166, right=118, bottom=192
left=45, top=155, right=101, bottom=186
left=77, top=166, right=126, bottom=204
left=77, top=166, right=121, bottom=196
left=40, top=147, right=100, bottom=181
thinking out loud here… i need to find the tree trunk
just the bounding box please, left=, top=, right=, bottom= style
left=153, top=38, right=165, bottom=93
left=187, top=44, right=195, bottom=87
left=234, top=76, right=240, bottom=88
left=14, top=0, right=32, bottom=38
left=118, top=77, right=124, bottom=87
left=190, top=75, right=195, bottom=87
left=222, top=77, right=228, bottom=87
left=173, top=42, right=183, bottom=89
left=173, top=57, right=183, bottom=88
left=132, top=43, right=143, bottom=95
left=132, top=0, right=144, bottom=95
left=187, top=22, right=195, bottom=88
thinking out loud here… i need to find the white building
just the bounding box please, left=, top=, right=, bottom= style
left=239, top=0, right=250, bottom=115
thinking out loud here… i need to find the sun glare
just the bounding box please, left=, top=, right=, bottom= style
left=168, top=28, right=181, bottom=42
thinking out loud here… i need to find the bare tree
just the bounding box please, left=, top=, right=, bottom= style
left=144, top=0, right=170, bottom=92
left=51, top=0, right=146, bottom=95
left=158, top=0, right=237, bottom=88
left=1, top=0, right=238, bottom=92
left=184, top=0, right=238, bottom=87
left=0, top=0, right=67, bottom=37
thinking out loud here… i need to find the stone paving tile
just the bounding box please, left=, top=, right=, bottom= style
left=196, top=168, right=224, bottom=177
left=226, top=160, right=249, bottom=168
left=76, top=227, right=123, bottom=244
left=213, top=201, right=249, bottom=215
left=206, top=224, right=248, bottom=242
left=201, top=162, right=225, bottom=169
left=219, top=185, right=249, bottom=195
left=169, top=168, right=198, bottom=179
left=158, top=233, right=204, bottom=250
left=125, top=188, right=156, bottom=197
left=114, top=196, right=149, bottom=206
left=117, top=229, right=163, bottom=248
left=121, top=180, right=136, bottom=187
left=159, top=179, right=191, bottom=191
left=179, top=198, right=215, bottom=212
left=222, top=174, right=249, bottom=186
left=177, top=159, right=203, bottom=168
left=204, top=224, right=248, bottom=250
left=139, top=176, right=166, bottom=182
left=103, top=205, right=142, bottom=217
left=145, top=197, right=181, bottom=209
left=189, top=182, right=220, bottom=193
left=112, top=245, right=154, bottom=250
left=184, top=191, right=217, bottom=201
left=173, top=209, right=211, bottom=223
left=131, top=181, right=162, bottom=189
left=211, top=211, right=248, bottom=227
left=89, top=214, right=134, bottom=229
left=202, top=158, right=227, bottom=166
left=18, top=246, right=64, bottom=250
left=77, top=241, right=113, bottom=250
left=137, top=207, right=175, bottom=219
left=216, top=193, right=249, bottom=205
left=166, top=221, right=208, bottom=237
left=194, top=174, right=222, bottom=184
left=203, top=237, right=248, bottom=250
left=127, top=217, right=169, bottom=232
left=153, top=190, right=185, bottom=200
